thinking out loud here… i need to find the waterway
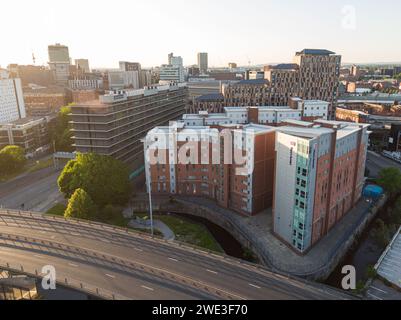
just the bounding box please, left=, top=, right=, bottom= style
left=169, top=212, right=251, bottom=261
left=325, top=197, right=396, bottom=288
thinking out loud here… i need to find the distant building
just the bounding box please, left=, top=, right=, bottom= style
left=195, top=49, right=341, bottom=118
left=0, top=73, right=26, bottom=124
left=0, top=116, right=54, bottom=153
left=48, top=43, right=70, bottom=84
left=160, top=54, right=185, bottom=83
left=7, top=64, right=54, bottom=87
left=197, top=52, right=208, bottom=74
left=246, top=70, right=264, bottom=80
left=108, top=71, right=140, bottom=90
left=335, top=107, right=369, bottom=123
left=23, top=87, right=67, bottom=117
left=75, top=59, right=90, bottom=73
left=228, top=63, right=237, bottom=69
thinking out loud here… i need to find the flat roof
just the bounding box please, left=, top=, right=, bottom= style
left=375, top=227, right=401, bottom=289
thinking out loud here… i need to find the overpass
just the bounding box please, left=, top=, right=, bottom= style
left=0, top=209, right=356, bottom=300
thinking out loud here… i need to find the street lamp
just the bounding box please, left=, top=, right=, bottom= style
left=144, top=140, right=154, bottom=237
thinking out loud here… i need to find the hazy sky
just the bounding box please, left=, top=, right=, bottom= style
left=2, top=0, right=401, bottom=68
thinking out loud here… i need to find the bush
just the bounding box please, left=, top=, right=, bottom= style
left=65, top=188, right=97, bottom=220
left=0, top=145, right=26, bottom=176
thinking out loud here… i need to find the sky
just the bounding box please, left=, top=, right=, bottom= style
left=1, top=0, right=401, bottom=69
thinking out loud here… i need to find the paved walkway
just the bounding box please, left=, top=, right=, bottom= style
left=128, top=219, right=175, bottom=241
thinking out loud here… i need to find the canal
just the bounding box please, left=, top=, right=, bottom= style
left=325, top=197, right=396, bottom=288
left=169, top=212, right=253, bottom=261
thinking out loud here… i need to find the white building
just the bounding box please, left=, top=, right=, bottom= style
left=0, top=75, right=26, bottom=124
left=289, top=97, right=329, bottom=120
left=160, top=54, right=185, bottom=83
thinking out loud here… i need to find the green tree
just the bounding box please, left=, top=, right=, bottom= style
left=49, top=105, right=74, bottom=152
left=377, top=167, right=401, bottom=196
left=0, top=145, right=26, bottom=175
left=58, top=153, right=131, bottom=207
left=371, top=219, right=391, bottom=248
left=64, top=188, right=96, bottom=220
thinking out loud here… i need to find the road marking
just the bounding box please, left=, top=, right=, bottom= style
left=134, top=248, right=143, bottom=252
left=101, top=239, right=111, bottom=243
left=105, top=274, right=115, bottom=279
left=206, top=269, right=218, bottom=275
left=168, top=257, right=178, bottom=262
left=39, top=231, right=47, bottom=234
left=367, top=292, right=383, bottom=300
left=141, top=285, right=154, bottom=291
left=68, top=263, right=79, bottom=268
left=370, top=286, right=387, bottom=294
left=71, top=232, right=80, bottom=236
left=249, top=283, right=261, bottom=289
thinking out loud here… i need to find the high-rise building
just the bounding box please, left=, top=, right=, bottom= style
left=194, top=49, right=341, bottom=119
left=273, top=120, right=369, bottom=253
left=197, top=52, right=208, bottom=74
left=75, top=59, right=90, bottom=73
left=160, top=54, right=185, bottom=83
left=70, top=83, right=188, bottom=169
left=48, top=43, right=70, bottom=84
left=108, top=71, right=140, bottom=90
left=0, top=71, right=26, bottom=124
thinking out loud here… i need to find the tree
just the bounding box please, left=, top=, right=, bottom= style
left=371, top=219, right=391, bottom=248
left=64, top=188, right=96, bottom=220
left=0, top=145, right=26, bottom=175
left=58, top=153, right=131, bottom=207
left=390, top=196, right=401, bottom=225
left=377, top=167, right=401, bottom=196
left=49, top=105, right=74, bottom=152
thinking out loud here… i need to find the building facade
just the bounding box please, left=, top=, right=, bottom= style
left=48, top=44, right=70, bottom=84
left=273, top=120, right=370, bottom=253
left=144, top=123, right=276, bottom=215
left=75, top=59, right=90, bottom=73
left=0, top=116, right=53, bottom=153
left=70, top=83, right=188, bottom=169
left=197, top=52, right=208, bottom=74
left=194, top=49, right=341, bottom=118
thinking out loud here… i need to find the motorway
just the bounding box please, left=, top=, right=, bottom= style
left=0, top=167, right=63, bottom=212
left=0, top=210, right=355, bottom=300
left=366, top=151, right=401, bottom=179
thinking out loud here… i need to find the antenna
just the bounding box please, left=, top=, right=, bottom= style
left=32, top=52, right=36, bottom=65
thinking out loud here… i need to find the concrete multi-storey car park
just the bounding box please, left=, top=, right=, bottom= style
left=273, top=120, right=370, bottom=253
left=70, top=83, right=188, bottom=170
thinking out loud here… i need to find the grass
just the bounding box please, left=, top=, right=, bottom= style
left=46, top=203, right=66, bottom=216
left=135, top=212, right=223, bottom=253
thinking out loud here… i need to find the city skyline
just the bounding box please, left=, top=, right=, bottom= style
left=2, top=0, right=401, bottom=69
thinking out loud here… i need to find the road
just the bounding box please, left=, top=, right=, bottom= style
left=366, top=151, right=401, bottom=179
left=0, top=168, right=63, bottom=212
left=0, top=210, right=355, bottom=300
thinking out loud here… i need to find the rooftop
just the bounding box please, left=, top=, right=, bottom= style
left=236, top=79, right=269, bottom=85
left=296, top=49, right=336, bottom=56
left=195, top=93, right=224, bottom=102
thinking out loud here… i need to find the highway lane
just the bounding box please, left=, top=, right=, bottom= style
left=0, top=168, right=63, bottom=212
left=366, top=151, right=401, bottom=178
left=0, top=246, right=209, bottom=300
left=0, top=210, right=354, bottom=300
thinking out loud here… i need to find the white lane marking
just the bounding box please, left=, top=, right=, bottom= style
left=141, top=285, right=154, bottom=291
left=39, top=231, right=47, bottom=234
left=370, top=286, right=387, bottom=294
left=105, top=274, right=115, bottom=279
left=71, top=232, right=80, bottom=236
left=249, top=283, right=261, bottom=289
left=68, top=263, right=79, bottom=268
left=101, top=239, right=111, bottom=243
left=206, top=269, right=218, bottom=275
left=168, top=257, right=178, bottom=262
left=367, top=292, right=383, bottom=300
left=134, top=248, right=143, bottom=252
